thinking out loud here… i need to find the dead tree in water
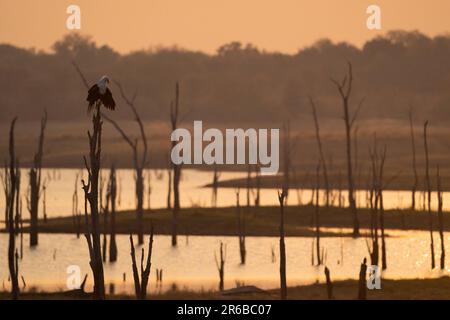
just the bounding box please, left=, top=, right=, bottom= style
left=309, top=96, right=330, bottom=207
left=324, top=266, right=333, bottom=300
left=331, top=62, right=364, bottom=237
left=129, top=228, right=154, bottom=300
left=214, top=242, right=226, bottom=291
left=102, top=85, right=148, bottom=245
left=436, top=166, right=445, bottom=269
left=246, top=164, right=252, bottom=207
left=278, top=191, right=287, bottom=300
left=423, top=121, right=435, bottom=269
left=409, top=108, right=418, bottom=210
left=357, top=258, right=367, bottom=300
left=254, top=165, right=261, bottom=207
left=109, top=165, right=118, bottom=262
left=282, top=124, right=291, bottom=203
left=28, top=111, right=47, bottom=246
left=72, top=174, right=81, bottom=238
left=236, top=189, right=246, bottom=264
left=101, top=176, right=110, bottom=263
left=167, top=163, right=172, bottom=210
left=81, top=105, right=105, bottom=300
left=73, top=61, right=148, bottom=245
left=170, top=83, right=182, bottom=246
left=211, top=165, right=220, bottom=208
left=7, top=118, right=20, bottom=299
left=314, top=161, right=322, bottom=265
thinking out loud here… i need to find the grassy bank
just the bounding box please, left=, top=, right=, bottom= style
left=14, top=205, right=450, bottom=237
left=2, top=277, right=450, bottom=300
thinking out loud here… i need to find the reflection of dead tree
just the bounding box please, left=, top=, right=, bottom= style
left=28, top=111, right=47, bottom=246
left=423, top=121, right=435, bottom=269
left=409, top=107, right=418, bottom=210
left=170, top=83, right=182, bottom=247
left=436, top=166, right=445, bottom=269
left=278, top=190, right=287, bottom=300
left=109, top=165, right=118, bottom=262
left=309, top=96, right=330, bottom=207
left=214, top=242, right=226, bottom=291
left=211, top=165, right=220, bottom=208
left=6, top=118, right=20, bottom=299
left=236, top=189, right=246, bottom=264
left=331, top=62, right=364, bottom=237
left=129, top=228, right=154, bottom=300
left=81, top=105, right=105, bottom=300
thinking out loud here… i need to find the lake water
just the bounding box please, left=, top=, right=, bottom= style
left=0, top=230, right=447, bottom=294
left=0, top=168, right=448, bottom=295
left=0, top=168, right=447, bottom=223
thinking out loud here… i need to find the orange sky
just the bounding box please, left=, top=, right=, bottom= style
left=1, top=0, right=450, bottom=54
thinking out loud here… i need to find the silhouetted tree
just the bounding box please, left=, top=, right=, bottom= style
left=214, top=242, right=226, bottom=291
left=129, top=228, right=154, bottom=300
left=278, top=190, right=287, bottom=300
left=436, top=165, right=445, bottom=269
left=331, top=62, right=364, bottom=237
left=423, top=121, right=435, bottom=269
left=409, top=107, right=418, bottom=210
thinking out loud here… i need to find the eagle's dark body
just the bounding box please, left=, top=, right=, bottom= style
left=86, top=81, right=116, bottom=111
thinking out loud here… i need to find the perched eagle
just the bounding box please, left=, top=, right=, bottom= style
left=86, top=76, right=116, bottom=111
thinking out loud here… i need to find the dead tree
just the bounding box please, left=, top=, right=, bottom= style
left=282, top=123, right=291, bottom=202
left=214, top=242, right=226, bottom=291
left=423, top=121, right=435, bottom=269
left=109, top=165, right=118, bottom=262
left=147, top=170, right=152, bottom=210
left=409, top=107, right=418, bottom=210
left=101, top=177, right=110, bottom=263
left=7, top=118, right=20, bottom=299
left=246, top=164, right=252, bottom=207
left=170, top=83, right=182, bottom=246
left=357, top=258, right=367, bottom=300
left=28, top=110, right=47, bottom=245
left=314, top=161, right=322, bottom=265
left=81, top=104, right=106, bottom=300
left=211, top=165, right=220, bottom=208
left=324, top=266, right=333, bottom=299
left=309, top=96, right=330, bottom=207
left=129, top=228, right=154, bottom=300
left=254, top=164, right=261, bottom=207
left=331, top=62, right=364, bottom=237
left=1, top=165, right=11, bottom=228
left=236, top=189, right=246, bottom=264
left=73, top=61, right=149, bottom=245
left=278, top=191, right=287, bottom=300
left=72, top=174, right=81, bottom=238
left=167, top=164, right=172, bottom=210
left=436, top=166, right=445, bottom=269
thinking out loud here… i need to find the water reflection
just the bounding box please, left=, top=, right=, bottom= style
left=0, top=231, right=447, bottom=294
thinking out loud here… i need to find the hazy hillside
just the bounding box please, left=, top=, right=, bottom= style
left=2, top=30, right=450, bottom=125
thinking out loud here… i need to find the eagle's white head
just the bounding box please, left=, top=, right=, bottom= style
left=97, top=76, right=110, bottom=94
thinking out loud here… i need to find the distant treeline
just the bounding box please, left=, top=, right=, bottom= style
left=1, top=30, right=450, bottom=124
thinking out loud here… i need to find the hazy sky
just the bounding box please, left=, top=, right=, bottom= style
left=1, top=0, right=450, bottom=54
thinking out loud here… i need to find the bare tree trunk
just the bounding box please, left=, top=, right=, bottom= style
left=331, top=62, right=364, bottom=237
left=167, top=166, right=172, bottom=210
left=215, top=242, right=226, bottom=291
left=254, top=165, right=261, bottom=207
left=109, top=165, right=118, bottom=262
left=314, top=161, right=321, bottom=265
left=236, top=190, right=246, bottom=264
left=309, top=96, right=330, bottom=207
left=278, top=191, right=287, bottom=300
left=436, top=166, right=445, bottom=269
left=170, top=82, right=182, bottom=247
left=409, top=108, right=418, bottom=211
left=357, top=258, right=367, bottom=300
left=7, top=118, right=20, bottom=300
left=130, top=227, right=154, bottom=300
left=423, top=121, right=435, bottom=269
left=82, top=105, right=105, bottom=300
left=212, top=165, right=219, bottom=208
left=324, top=266, right=333, bottom=299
